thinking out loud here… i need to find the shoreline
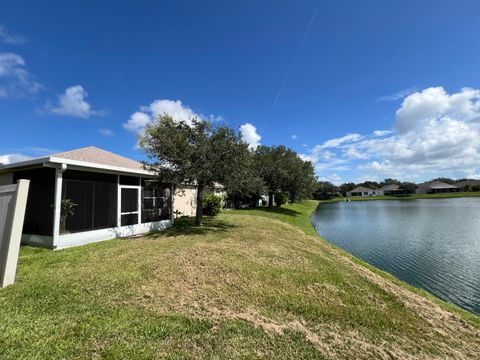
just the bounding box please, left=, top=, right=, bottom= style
left=310, top=199, right=480, bottom=319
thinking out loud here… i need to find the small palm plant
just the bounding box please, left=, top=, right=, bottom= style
left=60, top=198, right=77, bottom=233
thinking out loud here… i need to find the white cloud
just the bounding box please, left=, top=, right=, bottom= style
left=373, top=130, right=392, bottom=137
left=291, top=134, right=298, bottom=140
left=45, top=85, right=104, bottom=118
left=318, top=173, right=342, bottom=185
left=240, top=123, right=261, bottom=149
left=376, top=87, right=416, bottom=102
left=0, top=153, right=32, bottom=165
left=0, top=25, right=26, bottom=44
left=98, top=128, right=114, bottom=136
left=0, top=52, right=41, bottom=97
left=124, top=99, right=220, bottom=134
left=302, top=86, right=480, bottom=181
left=319, top=133, right=362, bottom=149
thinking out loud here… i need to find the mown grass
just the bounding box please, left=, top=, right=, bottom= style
left=0, top=201, right=478, bottom=359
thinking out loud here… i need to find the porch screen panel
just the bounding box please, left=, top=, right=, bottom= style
left=13, top=167, right=55, bottom=235
left=141, top=180, right=171, bottom=223
left=61, top=170, right=117, bottom=233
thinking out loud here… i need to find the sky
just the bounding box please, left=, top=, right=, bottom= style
left=1, top=0, right=480, bottom=184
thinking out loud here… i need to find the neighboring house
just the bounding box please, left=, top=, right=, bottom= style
left=174, top=185, right=197, bottom=217
left=0, top=146, right=174, bottom=249
left=346, top=186, right=376, bottom=197
left=416, top=180, right=460, bottom=194
left=455, top=179, right=480, bottom=191
left=375, top=184, right=398, bottom=196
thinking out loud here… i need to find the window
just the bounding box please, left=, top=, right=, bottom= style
left=141, top=179, right=171, bottom=223
left=61, top=170, right=117, bottom=233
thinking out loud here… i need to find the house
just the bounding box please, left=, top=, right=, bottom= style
left=455, top=179, right=480, bottom=191
left=346, top=186, right=376, bottom=197
left=0, top=146, right=176, bottom=249
left=416, top=180, right=460, bottom=194
left=376, top=184, right=398, bottom=196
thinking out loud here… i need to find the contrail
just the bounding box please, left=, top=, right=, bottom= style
left=270, top=8, right=319, bottom=112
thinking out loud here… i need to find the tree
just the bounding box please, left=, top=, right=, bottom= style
left=339, top=183, right=356, bottom=196
left=139, top=115, right=244, bottom=226
left=399, top=181, right=417, bottom=194
left=254, top=145, right=292, bottom=207
left=358, top=181, right=380, bottom=189
left=431, top=177, right=455, bottom=185
left=254, top=145, right=315, bottom=206
left=379, top=178, right=401, bottom=187
left=222, top=143, right=265, bottom=208
left=314, top=181, right=338, bottom=200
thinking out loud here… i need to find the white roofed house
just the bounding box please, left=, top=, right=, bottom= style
left=346, top=186, right=376, bottom=197
left=0, top=147, right=174, bottom=249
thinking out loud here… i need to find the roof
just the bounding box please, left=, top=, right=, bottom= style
left=380, top=184, right=400, bottom=191
left=417, top=180, right=458, bottom=189
left=349, top=186, right=373, bottom=193
left=0, top=146, right=153, bottom=176
left=456, top=179, right=480, bottom=188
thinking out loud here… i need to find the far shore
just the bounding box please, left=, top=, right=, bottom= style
left=327, top=191, right=480, bottom=202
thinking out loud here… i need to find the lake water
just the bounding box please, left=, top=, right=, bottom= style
left=311, top=198, right=480, bottom=315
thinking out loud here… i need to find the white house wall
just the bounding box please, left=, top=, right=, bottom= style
left=174, top=187, right=197, bottom=217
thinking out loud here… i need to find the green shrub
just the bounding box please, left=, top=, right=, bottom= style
left=202, top=193, right=223, bottom=216
left=274, top=192, right=288, bottom=206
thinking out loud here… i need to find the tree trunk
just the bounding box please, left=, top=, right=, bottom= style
left=195, top=184, right=204, bottom=226
left=268, top=191, right=274, bottom=208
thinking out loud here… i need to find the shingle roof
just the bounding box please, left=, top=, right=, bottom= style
left=418, top=180, right=458, bottom=189
left=52, top=146, right=145, bottom=171
left=349, top=186, right=373, bottom=193
left=380, top=184, right=400, bottom=191
left=456, top=179, right=480, bottom=188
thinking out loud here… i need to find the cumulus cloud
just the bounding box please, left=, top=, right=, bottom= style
left=301, top=86, right=480, bottom=181
left=45, top=85, right=104, bottom=118
left=291, top=134, right=298, bottom=140
left=0, top=153, right=32, bottom=165
left=0, top=25, right=26, bottom=44
left=318, top=173, right=342, bottom=185
left=0, top=52, right=42, bottom=97
left=240, top=123, right=261, bottom=149
left=124, top=99, right=220, bottom=134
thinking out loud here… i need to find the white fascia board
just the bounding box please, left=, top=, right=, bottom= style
left=0, top=156, right=157, bottom=177
left=0, top=157, right=50, bottom=172
left=48, top=157, right=156, bottom=176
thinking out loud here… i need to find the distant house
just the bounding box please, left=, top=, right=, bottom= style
left=346, top=186, right=376, bottom=197
left=416, top=180, right=460, bottom=194
left=375, top=184, right=400, bottom=196
left=455, top=179, right=480, bottom=191
left=0, top=146, right=177, bottom=249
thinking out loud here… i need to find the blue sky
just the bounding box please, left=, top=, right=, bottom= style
left=1, top=0, right=480, bottom=184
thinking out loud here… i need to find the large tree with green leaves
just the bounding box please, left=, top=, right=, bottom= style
left=254, top=145, right=316, bottom=206
left=139, top=115, right=244, bottom=226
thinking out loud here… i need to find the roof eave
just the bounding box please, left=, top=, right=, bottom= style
left=0, top=156, right=156, bottom=177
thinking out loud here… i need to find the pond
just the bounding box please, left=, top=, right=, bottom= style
left=311, top=198, right=480, bottom=315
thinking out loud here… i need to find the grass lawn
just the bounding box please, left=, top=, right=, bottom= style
left=1, top=201, right=479, bottom=359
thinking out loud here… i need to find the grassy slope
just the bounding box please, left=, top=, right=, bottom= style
left=0, top=202, right=478, bottom=359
